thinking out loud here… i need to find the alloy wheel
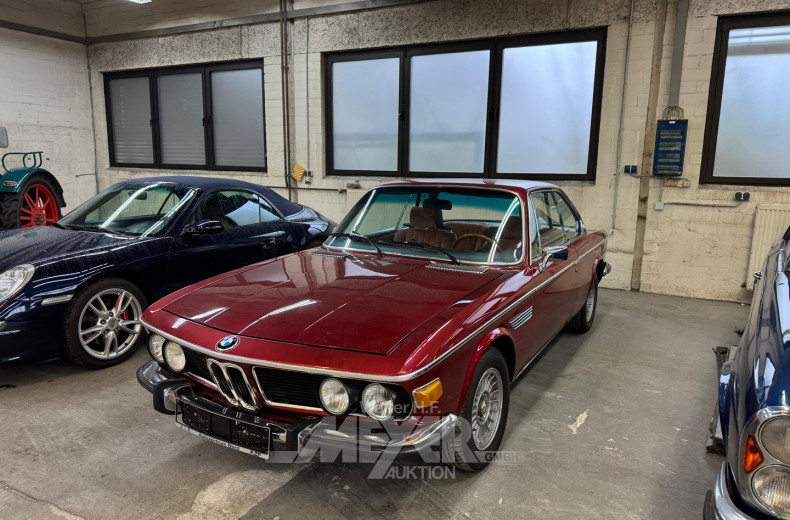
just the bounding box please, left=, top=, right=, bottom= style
left=471, top=367, right=504, bottom=450
left=77, top=289, right=142, bottom=360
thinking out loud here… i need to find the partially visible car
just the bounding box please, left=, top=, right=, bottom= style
left=704, top=227, right=790, bottom=519
left=137, top=179, right=609, bottom=469
left=0, top=176, right=334, bottom=368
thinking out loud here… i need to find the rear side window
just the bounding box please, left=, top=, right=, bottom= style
left=194, top=190, right=279, bottom=228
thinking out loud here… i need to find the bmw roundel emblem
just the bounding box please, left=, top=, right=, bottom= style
left=216, top=335, right=239, bottom=351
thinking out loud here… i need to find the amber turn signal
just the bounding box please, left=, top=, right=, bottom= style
left=413, top=379, right=443, bottom=408
left=744, top=434, right=764, bottom=473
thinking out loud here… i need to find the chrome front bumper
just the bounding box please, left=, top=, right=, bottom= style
left=704, top=463, right=758, bottom=520
left=136, top=360, right=456, bottom=457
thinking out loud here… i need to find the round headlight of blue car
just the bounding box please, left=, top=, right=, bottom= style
left=0, top=264, right=35, bottom=302
left=753, top=465, right=790, bottom=517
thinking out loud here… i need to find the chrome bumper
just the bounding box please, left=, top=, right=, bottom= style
left=704, top=463, right=758, bottom=520
left=136, top=360, right=455, bottom=456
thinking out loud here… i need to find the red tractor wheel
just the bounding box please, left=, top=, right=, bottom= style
left=19, top=182, right=59, bottom=227
left=0, top=174, right=63, bottom=230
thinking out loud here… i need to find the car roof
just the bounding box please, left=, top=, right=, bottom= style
left=376, top=178, right=558, bottom=191
left=117, top=176, right=304, bottom=217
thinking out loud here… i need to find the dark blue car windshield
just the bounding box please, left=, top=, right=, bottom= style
left=59, top=182, right=197, bottom=237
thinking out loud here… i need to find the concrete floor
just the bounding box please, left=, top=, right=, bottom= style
left=0, top=289, right=746, bottom=520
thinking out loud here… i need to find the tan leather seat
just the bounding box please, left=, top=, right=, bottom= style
left=393, top=206, right=456, bottom=248
left=498, top=216, right=523, bottom=256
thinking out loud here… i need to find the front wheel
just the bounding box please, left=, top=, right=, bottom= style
left=442, top=348, right=510, bottom=471
left=62, top=278, right=147, bottom=368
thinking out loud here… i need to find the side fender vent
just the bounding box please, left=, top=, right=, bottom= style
left=509, top=306, right=533, bottom=329
left=426, top=263, right=489, bottom=274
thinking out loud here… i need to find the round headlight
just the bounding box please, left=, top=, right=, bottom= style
left=753, top=465, right=790, bottom=517
left=361, top=383, right=395, bottom=421
left=163, top=341, right=186, bottom=372
left=0, top=264, right=34, bottom=302
left=148, top=335, right=166, bottom=363
left=319, top=378, right=350, bottom=415
left=762, top=417, right=790, bottom=464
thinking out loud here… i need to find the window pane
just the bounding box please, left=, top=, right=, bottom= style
left=713, top=26, right=790, bottom=179
left=211, top=68, right=265, bottom=168
left=158, top=73, right=205, bottom=165
left=497, top=41, right=598, bottom=174
left=530, top=192, right=565, bottom=247
left=109, top=77, right=152, bottom=164
left=194, top=191, right=261, bottom=228
left=409, top=51, right=490, bottom=173
left=553, top=191, right=581, bottom=239
left=332, top=58, right=399, bottom=171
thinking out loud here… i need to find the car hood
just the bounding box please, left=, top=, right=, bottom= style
left=163, top=250, right=502, bottom=355
left=0, top=226, right=141, bottom=270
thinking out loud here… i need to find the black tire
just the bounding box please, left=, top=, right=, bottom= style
left=0, top=174, right=63, bottom=230
left=62, top=278, right=147, bottom=369
left=442, top=348, right=510, bottom=471
left=567, top=277, right=598, bottom=333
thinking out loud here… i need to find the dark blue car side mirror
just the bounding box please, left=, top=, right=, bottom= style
left=184, top=219, right=224, bottom=236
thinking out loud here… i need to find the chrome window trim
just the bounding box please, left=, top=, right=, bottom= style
left=141, top=237, right=606, bottom=383
left=326, top=186, right=528, bottom=267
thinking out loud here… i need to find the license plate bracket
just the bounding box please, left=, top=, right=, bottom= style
left=177, top=399, right=271, bottom=459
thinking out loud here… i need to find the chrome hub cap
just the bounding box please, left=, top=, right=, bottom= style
left=78, top=289, right=142, bottom=360
left=585, top=286, right=595, bottom=321
left=471, top=367, right=503, bottom=451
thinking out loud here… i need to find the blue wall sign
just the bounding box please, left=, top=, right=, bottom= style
left=653, top=119, right=687, bottom=176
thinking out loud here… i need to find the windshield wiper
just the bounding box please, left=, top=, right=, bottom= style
left=70, top=225, right=136, bottom=236
left=378, top=239, right=460, bottom=265
left=330, top=231, right=383, bottom=256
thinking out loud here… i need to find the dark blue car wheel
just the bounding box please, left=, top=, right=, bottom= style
left=62, top=278, right=148, bottom=368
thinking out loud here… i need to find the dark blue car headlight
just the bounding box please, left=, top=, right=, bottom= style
left=0, top=264, right=35, bottom=302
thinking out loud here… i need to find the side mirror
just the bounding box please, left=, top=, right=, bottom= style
left=184, top=219, right=224, bottom=236
left=0, top=127, right=8, bottom=148
left=539, top=245, right=569, bottom=272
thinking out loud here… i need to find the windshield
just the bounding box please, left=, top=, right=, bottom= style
left=326, top=187, right=525, bottom=265
left=59, top=182, right=196, bottom=237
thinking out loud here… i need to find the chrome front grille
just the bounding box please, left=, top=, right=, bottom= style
left=206, top=359, right=258, bottom=411
left=509, top=306, right=533, bottom=329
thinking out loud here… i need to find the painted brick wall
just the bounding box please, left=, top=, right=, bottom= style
left=0, top=27, right=96, bottom=211
left=14, top=0, right=789, bottom=302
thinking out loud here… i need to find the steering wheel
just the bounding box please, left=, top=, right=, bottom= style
left=453, top=233, right=502, bottom=252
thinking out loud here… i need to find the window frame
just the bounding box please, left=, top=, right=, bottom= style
left=324, top=28, right=607, bottom=181
left=700, top=13, right=790, bottom=186
left=527, top=188, right=585, bottom=264
left=104, top=60, right=266, bottom=173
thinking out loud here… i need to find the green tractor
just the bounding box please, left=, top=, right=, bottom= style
left=0, top=126, right=66, bottom=230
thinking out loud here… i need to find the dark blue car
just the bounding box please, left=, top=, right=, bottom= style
left=705, top=228, right=790, bottom=519
left=0, top=176, right=334, bottom=368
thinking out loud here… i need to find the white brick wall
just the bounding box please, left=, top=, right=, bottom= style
left=0, top=27, right=96, bottom=210
left=7, top=0, right=788, bottom=302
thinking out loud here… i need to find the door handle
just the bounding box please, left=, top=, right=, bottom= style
left=260, top=237, right=277, bottom=249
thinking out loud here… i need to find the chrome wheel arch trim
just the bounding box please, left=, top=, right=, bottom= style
left=142, top=238, right=607, bottom=383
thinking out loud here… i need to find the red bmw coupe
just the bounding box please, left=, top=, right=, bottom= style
left=138, top=179, right=609, bottom=470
